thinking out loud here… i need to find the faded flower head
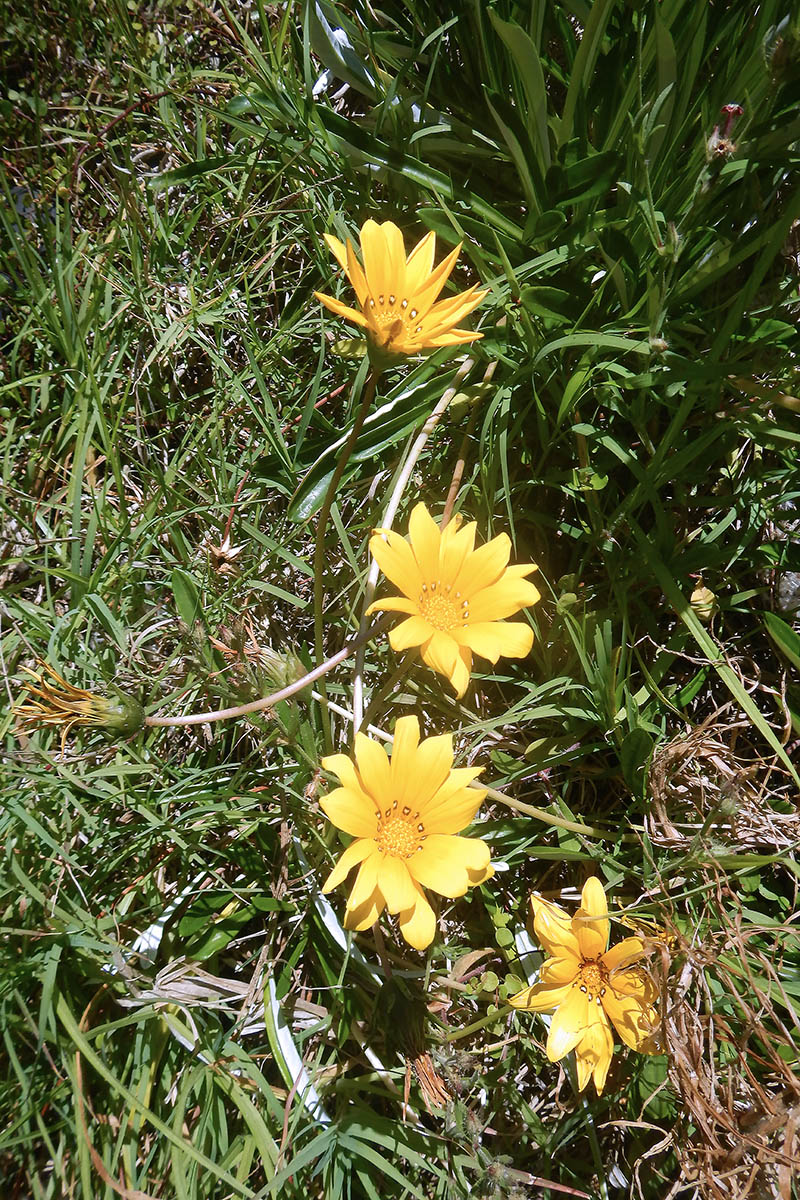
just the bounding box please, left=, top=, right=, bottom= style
left=367, top=502, right=540, bottom=696
left=315, top=219, right=487, bottom=365
left=16, top=661, right=144, bottom=752
left=509, top=877, right=662, bottom=1094
left=319, top=715, right=492, bottom=950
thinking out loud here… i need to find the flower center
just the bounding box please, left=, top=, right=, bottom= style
left=376, top=808, right=425, bottom=858
left=365, top=294, right=424, bottom=348
left=578, top=959, right=607, bottom=1000
left=417, top=580, right=469, bottom=631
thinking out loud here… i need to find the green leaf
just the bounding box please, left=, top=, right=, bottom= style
left=171, top=567, right=201, bottom=628
left=763, top=611, right=800, bottom=672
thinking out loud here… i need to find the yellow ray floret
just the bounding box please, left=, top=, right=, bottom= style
left=509, top=877, right=663, bottom=1094
left=315, top=219, right=487, bottom=358
left=319, top=715, right=492, bottom=951
left=367, top=502, right=540, bottom=697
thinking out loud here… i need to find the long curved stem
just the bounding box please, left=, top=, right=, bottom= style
left=313, top=367, right=380, bottom=753
left=145, top=615, right=390, bottom=727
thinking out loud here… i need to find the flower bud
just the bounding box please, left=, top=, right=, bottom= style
left=690, top=582, right=718, bottom=623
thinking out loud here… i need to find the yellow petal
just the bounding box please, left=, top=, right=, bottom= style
left=420, top=768, right=485, bottom=833
left=360, top=219, right=405, bottom=301
left=601, top=937, right=647, bottom=973
left=575, top=1006, right=614, bottom=1094
left=323, top=233, right=348, bottom=272
left=377, top=855, right=418, bottom=913
left=369, top=529, right=423, bottom=597
left=457, top=620, right=533, bottom=664
left=365, top=595, right=418, bottom=615
left=345, top=848, right=381, bottom=911
left=602, top=983, right=659, bottom=1051
left=409, top=242, right=462, bottom=315
left=574, top=876, right=609, bottom=959
left=397, top=884, right=436, bottom=950
left=412, top=733, right=454, bottom=804
left=354, top=732, right=391, bottom=799
left=314, top=290, right=369, bottom=327
left=404, top=230, right=436, bottom=294
left=439, top=518, right=477, bottom=583
left=452, top=533, right=511, bottom=596
left=407, top=502, right=442, bottom=583
left=344, top=886, right=385, bottom=931
left=466, top=575, right=541, bottom=623
left=319, top=787, right=377, bottom=837
left=423, top=329, right=484, bottom=347
left=322, top=837, right=376, bottom=892
left=388, top=615, right=433, bottom=652
left=546, top=986, right=588, bottom=1061
left=345, top=237, right=369, bottom=305
left=541, top=956, right=580, bottom=985
left=420, top=284, right=486, bottom=334
left=421, top=630, right=471, bottom=695
left=390, top=715, right=421, bottom=811
left=530, top=894, right=582, bottom=960
left=509, top=980, right=573, bottom=1012
left=408, top=833, right=490, bottom=898
left=321, top=752, right=364, bottom=794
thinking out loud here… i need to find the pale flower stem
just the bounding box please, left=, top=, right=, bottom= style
left=481, top=785, right=612, bottom=840
left=145, top=616, right=390, bottom=727
left=441, top=358, right=498, bottom=528
left=351, top=354, right=478, bottom=733
left=313, top=368, right=380, bottom=755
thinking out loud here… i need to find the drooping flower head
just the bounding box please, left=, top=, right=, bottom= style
left=509, top=877, right=662, bottom=1094
left=15, top=661, right=144, bottom=752
left=367, top=502, right=540, bottom=697
left=319, top=715, right=492, bottom=950
left=314, top=219, right=487, bottom=363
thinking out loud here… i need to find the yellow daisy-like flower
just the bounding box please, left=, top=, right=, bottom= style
left=314, top=219, right=487, bottom=360
left=319, top=715, right=492, bottom=951
left=366, top=502, right=540, bottom=697
left=509, top=877, right=662, bottom=1095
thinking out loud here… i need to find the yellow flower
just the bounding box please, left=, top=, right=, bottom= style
left=366, top=502, right=540, bottom=697
left=320, top=715, right=492, bottom=951
left=314, top=219, right=487, bottom=360
left=509, top=877, right=661, bottom=1095
left=15, top=661, right=144, bottom=752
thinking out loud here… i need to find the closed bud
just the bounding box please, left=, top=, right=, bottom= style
left=690, top=581, right=718, bottom=623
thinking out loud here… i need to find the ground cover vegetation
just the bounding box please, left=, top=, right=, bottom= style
left=2, top=1, right=800, bottom=1196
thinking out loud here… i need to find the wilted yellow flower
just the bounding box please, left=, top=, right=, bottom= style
left=509, top=877, right=661, bottom=1095
left=320, top=715, right=492, bottom=950
left=315, top=219, right=487, bottom=362
left=367, top=502, right=540, bottom=697
left=16, top=661, right=144, bottom=752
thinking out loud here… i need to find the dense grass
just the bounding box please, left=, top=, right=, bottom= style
left=2, top=2, right=800, bottom=1197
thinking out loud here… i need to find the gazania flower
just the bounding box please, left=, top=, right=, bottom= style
left=15, top=661, right=144, bottom=752
left=367, top=502, right=540, bottom=697
left=509, top=877, right=662, bottom=1095
left=314, top=219, right=487, bottom=362
left=319, top=715, right=492, bottom=950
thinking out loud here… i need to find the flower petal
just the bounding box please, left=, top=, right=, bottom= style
left=465, top=574, right=541, bottom=623
left=345, top=237, right=369, bottom=305
left=365, top=594, right=418, bottom=615
left=404, top=230, right=436, bottom=295
left=377, top=855, right=418, bottom=913
left=408, top=502, right=442, bottom=583
left=574, top=876, right=610, bottom=960
left=344, top=886, right=385, bottom=931
left=354, top=732, right=391, bottom=799
left=412, top=733, right=454, bottom=805
left=397, top=884, right=436, bottom=950
left=601, top=937, right=647, bottom=973
left=322, top=837, right=376, bottom=893
left=575, top=1006, right=614, bottom=1094
left=388, top=615, right=433, bottom=652
left=509, top=979, right=573, bottom=1012
left=421, top=630, right=469, bottom=695
left=408, top=833, right=490, bottom=898
left=423, top=328, right=484, bottom=347
left=319, top=787, right=377, bottom=837
left=546, top=986, right=588, bottom=1061
left=602, top=979, right=659, bottom=1051
left=457, top=620, right=533, bottom=664
left=452, top=533, right=512, bottom=596
left=323, top=233, right=348, bottom=272
left=541, top=956, right=581, bottom=985
left=409, top=243, right=462, bottom=316
left=345, top=848, right=382, bottom=912
left=314, top=290, right=369, bottom=327
left=439, top=518, right=477, bottom=583
left=321, top=752, right=365, bottom=794
left=530, top=894, right=582, bottom=960
left=369, top=529, right=423, bottom=596
left=420, top=768, right=485, bottom=833
left=360, top=219, right=392, bottom=300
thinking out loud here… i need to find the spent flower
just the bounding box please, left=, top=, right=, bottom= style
left=509, top=877, right=662, bottom=1094
left=319, top=715, right=492, bottom=950
left=368, top=502, right=540, bottom=696
left=16, top=661, right=144, bottom=752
